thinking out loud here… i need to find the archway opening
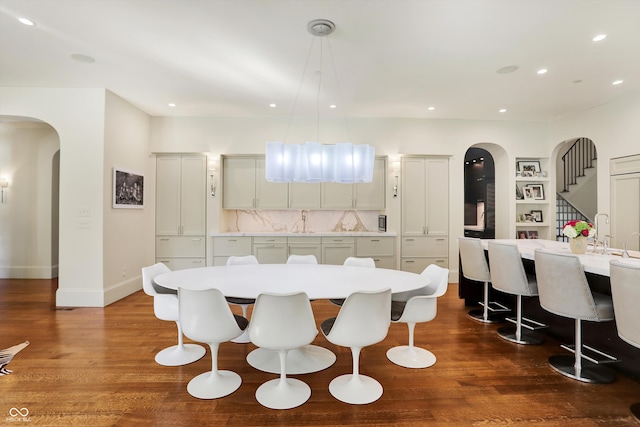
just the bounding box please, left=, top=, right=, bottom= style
left=464, top=147, right=495, bottom=239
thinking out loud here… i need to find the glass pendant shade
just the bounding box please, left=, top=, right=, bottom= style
left=265, top=141, right=375, bottom=183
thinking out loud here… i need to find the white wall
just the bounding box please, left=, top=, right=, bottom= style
left=102, top=91, right=155, bottom=305
left=0, top=121, right=59, bottom=278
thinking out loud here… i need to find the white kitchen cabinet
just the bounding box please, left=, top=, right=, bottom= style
left=320, top=157, right=386, bottom=210
left=321, top=236, right=355, bottom=265
left=355, top=236, right=395, bottom=269
left=222, top=156, right=288, bottom=209
left=155, top=155, right=206, bottom=269
left=610, top=155, right=640, bottom=250
left=252, top=236, right=288, bottom=264
left=289, top=183, right=321, bottom=209
left=287, top=236, right=322, bottom=260
left=212, top=236, right=252, bottom=266
left=400, top=156, right=449, bottom=272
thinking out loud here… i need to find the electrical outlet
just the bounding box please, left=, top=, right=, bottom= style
left=78, top=207, right=90, bottom=217
left=77, top=218, right=90, bottom=228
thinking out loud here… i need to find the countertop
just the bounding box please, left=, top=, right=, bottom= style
left=210, top=231, right=397, bottom=237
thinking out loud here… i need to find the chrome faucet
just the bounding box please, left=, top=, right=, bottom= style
left=301, top=210, right=307, bottom=233
left=594, top=213, right=609, bottom=253
left=622, top=231, right=640, bottom=258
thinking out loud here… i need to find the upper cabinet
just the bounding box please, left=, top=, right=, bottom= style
left=401, top=157, right=449, bottom=236
left=223, top=155, right=386, bottom=210
left=222, top=156, right=288, bottom=209
left=156, top=155, right=206, bottom=235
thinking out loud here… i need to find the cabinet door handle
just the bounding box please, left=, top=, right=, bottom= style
left=266, top=239, right=276, bottom=242
left=436, top=238, right=445, bottom=241
left=405, top=238, right=415, bottom=242
left=192, top=238, right=202, bottom=241
left=422, top=225, right=426, bottom=234
left=192, top=260, right=203, bottom=264
left=160, top=238, right=170, bottom=241
left=405, top=260, right=415, bottom=263
left=370, top=239, right=380, bottom=242
left=228, top=239, right=237, bottom=242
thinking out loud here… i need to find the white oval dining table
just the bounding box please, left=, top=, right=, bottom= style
left=154, top=263, right=430, bottom=374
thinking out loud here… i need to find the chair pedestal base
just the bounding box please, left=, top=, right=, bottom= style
left=155, top=343, right=205, bottom=366
left=329, top=374, right=383, bottom=404
left=548, top=355, right=616, bottom=384
left=468, top=309, right=504, bottom=324
left=386, top=345, right=436, bottom=368
left=255, top=378, right=311, bottom=409
left=630, top=402, right=640, bottom=423
left=247, top=345, right=336, bottom=374
left=497, top=326, right=544, bottom=345
left=187, top=370, right=241, bottom=399
left=231, top=328, right=251, bottom=343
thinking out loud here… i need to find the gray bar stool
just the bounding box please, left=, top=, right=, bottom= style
left=488, top=241, right=546, bottom=344
left=458, top=237, right=509, bottom=323
left=534, top=249, right=618, bottom=383
left=609, top=258, right=640, bottom=422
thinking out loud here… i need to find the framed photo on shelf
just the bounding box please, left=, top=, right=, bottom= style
left=527, top=184, right=545, bottom=200
left=528, top=230, right=539, bottom=239
left=112, top=168, right=145, bottom=209
left=517, top=230, right=529, bottom=239
left=530, top=209, right=543, bottom=222
left=523, top=186, right=535, bottom=200
left=517, top=160, right=541, bottom=177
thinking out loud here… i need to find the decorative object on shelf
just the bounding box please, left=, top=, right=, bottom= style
left=517, top=160, right=541, bottom=177
left=265, top=141, right=375, bottom=183
left=563, top=220, right=595, bottom=254
left=112, top=168, right=144, bottom=209
left=265, top=19, right=375, bottom=184
left=516, top=185, right=524, bottom=200
left=523, top=184, right=544, bottom=200
left=530, top=210, right=543, bottom=222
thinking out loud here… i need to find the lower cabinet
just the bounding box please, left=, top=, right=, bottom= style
left=212, top=234, right=396, bottom=267
left=253, top=236, right=288, bottom=264
left=400, top=236, right=448, bottom=274
left=321, top=237, right=356, bottom=265
left=155, top=236, right=206, bottom=270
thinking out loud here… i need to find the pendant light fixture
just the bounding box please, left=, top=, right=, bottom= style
left=265, top=19, right=375, bottom=184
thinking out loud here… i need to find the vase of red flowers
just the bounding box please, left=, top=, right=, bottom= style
left=562, top=220, right=594, bottom=254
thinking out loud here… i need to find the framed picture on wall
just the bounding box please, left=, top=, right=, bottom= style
left=112, top=168, right=144, bottom=209
left=517, top=160, right=541, bottom=177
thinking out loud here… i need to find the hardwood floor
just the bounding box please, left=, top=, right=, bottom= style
left=1, top=278, right=638, bottom=426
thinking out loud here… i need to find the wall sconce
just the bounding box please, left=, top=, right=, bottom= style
left=208, top=159, right=218, bottom=197
left=392, top=161, right=400, bottom=198
left=0, top=178, right=8, bottom=203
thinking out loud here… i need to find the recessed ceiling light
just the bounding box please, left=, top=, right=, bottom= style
left=17, top=17, right=35, bottom=26
left=427, top=106, right=435, bottom=111
left=499, top=109, right=507, bottom=113
left=269, top=103, right=277, bottom=108
left=496, top=65, right=519, bottom=74
left=537, top=69, right=548, bottom=75
left=70, top=53, right=95, bottom=63
left=612, top=80, right=624, bottom=85
left=329, top=104, right=337, bottom=109
left=168, top=103, right=176, bottom=107
left=592, top=34, right=607, bottom=42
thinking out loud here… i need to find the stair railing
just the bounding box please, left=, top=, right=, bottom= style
left=561, top=138, right=597, bottom=192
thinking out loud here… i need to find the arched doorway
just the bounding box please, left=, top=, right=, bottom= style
left=464, top=147, right=495, bottom=239
left=0, top=116, right=60, bottom=279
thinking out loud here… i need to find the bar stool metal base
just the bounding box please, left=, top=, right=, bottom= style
left=497, top=326, right=544, bottom=345
left=548, top=355, right=616, bottom=384
left=630, top=402, right=640, bottom=423
left=468, top=309, right=504, bottom=323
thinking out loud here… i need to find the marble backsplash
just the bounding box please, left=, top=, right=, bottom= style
left=222, top=210, right=380, bottom=233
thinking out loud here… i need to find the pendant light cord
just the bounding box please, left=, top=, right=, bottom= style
left=284, top=37, right=316, bottom=144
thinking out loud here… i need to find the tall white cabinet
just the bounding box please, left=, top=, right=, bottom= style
left=155, top=155, right=206, bottom=270
left=400, top=156, right=449, bottom=273
left=611, top=154, right=640, bottom=250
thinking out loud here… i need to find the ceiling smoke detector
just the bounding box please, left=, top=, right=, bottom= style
left=307, top=19, right=335, bottom=37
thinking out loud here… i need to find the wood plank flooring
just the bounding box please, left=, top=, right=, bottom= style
left=1, top=278, right=638, bottom=426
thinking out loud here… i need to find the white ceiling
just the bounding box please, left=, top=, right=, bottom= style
left=1, top=0, right=639, bottom=122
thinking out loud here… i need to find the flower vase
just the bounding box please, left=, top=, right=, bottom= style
left=569, top=235, right=588, bottom=254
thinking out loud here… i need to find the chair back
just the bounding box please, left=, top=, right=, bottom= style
left=609, top=259, right=640, bottom=349
left=178, top=287, right=245, bottom=344
left=343, top=257, right=376, bottom=268
left=458, top=237, right=490, bottom=282
left=249, top=292, right=317, bottom=350
left=227, top=255, right=259, bottom=265
left=488, top=241, right=538, bottom=297
left=286, top=254, right=318, bottom=264
left=396, top=265, right=449, bottom=323
left=326, top=289, right=391, bottom=348
left=534, top=250, right=607, bottom=321
left=141, top=263, right=171, bottom=297
left=393, top=264, right=449, bottom=302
